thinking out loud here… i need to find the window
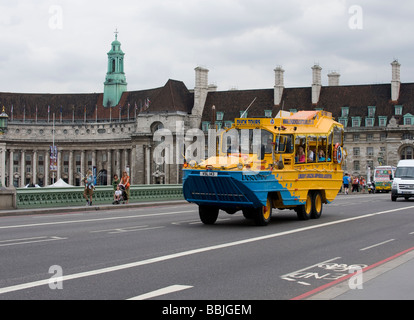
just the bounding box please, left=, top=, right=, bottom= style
left=353, top=161, right=360, bottom=171
left=367, top=147, right=374, bottom=156
left=339, top=118, right=348, bottom=127
left=367, top=134, right=373, bottom=142
left=240, top=111, right=248, bottom=118
left=264, top=110, right=272, bottom=118
left=403, top=113, right=414, bottom=125
left=365, top=118, right=374, bottom=127
left=395, top=105, right=403, bottom=115
left=379, top=116, right=387, bottom=127
left=401, top=146, right=413, bottom=160
left=353, top=147, right=360, bottom=156
left=216, top=112, right=224, bottom=121
left=341, top=107, right=349, bottom=118
left=353, top=134, right=360, bottom=142
left=368, top=106, right=376, bottom=117
left=202, top=121, right=210, bottom=132
left=380, top=133, right=386, bottom=141
left=224, top=121, right=233, bottom=129
left=352, top=117, right=361, bottom=127
left=402, top=132, right=413, bottom=140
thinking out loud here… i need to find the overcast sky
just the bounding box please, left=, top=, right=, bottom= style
left=1, top=0, right=413, bottom=94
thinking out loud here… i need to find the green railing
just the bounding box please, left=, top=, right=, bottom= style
left=16, top=185, right=184, bottom=209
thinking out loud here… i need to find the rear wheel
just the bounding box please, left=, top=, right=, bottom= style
left=296, top=192, right=312, bottom=220
left=311, top=191, right=323, bottom=219
left=199, top=205, right=219, bottom=225
left=254, top=196, right=272, bottom=226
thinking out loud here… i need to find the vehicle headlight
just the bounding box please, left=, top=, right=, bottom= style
left=237, top=163, right=244, bottom=170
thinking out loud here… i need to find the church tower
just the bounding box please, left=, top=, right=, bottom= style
left=103, top=30, right=127, bottom=107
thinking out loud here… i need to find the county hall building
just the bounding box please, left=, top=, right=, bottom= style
left=0, top=34, right=413, bottom=187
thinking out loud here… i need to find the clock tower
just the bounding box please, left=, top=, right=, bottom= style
left=103, top=30, right=127, bottom=107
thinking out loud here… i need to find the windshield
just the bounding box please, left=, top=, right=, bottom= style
left=395, top=167, right=414, bottom=179
left=221, top=129, right=273, bottom=155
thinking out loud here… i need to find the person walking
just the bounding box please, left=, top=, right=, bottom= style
left=83, top=170, right=94, bottom=206
left=119, top=170, right=130, bottom=204
left=343, top=173, right=351, bottom=194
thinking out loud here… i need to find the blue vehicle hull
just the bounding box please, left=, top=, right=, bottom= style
left=182, top=169, right=300, bottom=209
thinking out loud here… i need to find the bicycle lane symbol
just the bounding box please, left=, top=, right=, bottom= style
left=281, top=257, right=368, bottom=286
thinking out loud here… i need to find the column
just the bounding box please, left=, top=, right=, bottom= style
left=32, top=150, right=38, bottom=185
left=20, top=150, right=25, bottom=187
left=123, top=149, right=128, bottom=173
left=145, top=145, right=151, bottom=185
left=81, top=150, right=85, bottom=178
left=0, top=144, right=5, bottom=187
left=116, top=149, right=120, bottom=177
left=107, top=149, right=112, bottom=186
left=9, top=150, right=14, bottom=187
left=69, top=150, right=74, bottom=185
left=45, top=149, right=50, bottom=186
left=57, top=150, right=62, bottom=181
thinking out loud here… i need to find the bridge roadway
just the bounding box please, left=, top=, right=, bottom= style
left=0, top=193, right=414, bottom=301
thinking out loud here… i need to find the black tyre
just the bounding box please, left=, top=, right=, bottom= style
left=296, top=192, right=312, bottom=220
left=254, top=197, right=272, bottom=226
left=199, top=205, right=219, bottom=225
left=310, top=191, right=323, bottom=219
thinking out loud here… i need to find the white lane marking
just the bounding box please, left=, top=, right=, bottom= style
left=1, top=205, right=414, bottom=295
left=0, top=210, right=195, bottom=230
left=0, top=236, right=66, bottom=247
left=360, top=239, right=395, bottom=251
left=127, top=285, right=193, bottom=300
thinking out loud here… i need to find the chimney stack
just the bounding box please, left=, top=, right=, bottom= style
left=391, top=60, right=401, bottom=102
left=312, top=64, right=322, bottom=105
left=192, top=66, right=209, bottom=117
left=274, top=66, right=285, bottom=106
left=328, top=71, right=340, bottom=86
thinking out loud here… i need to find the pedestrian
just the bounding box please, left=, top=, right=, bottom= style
left=352, top=175, right=359, bottom=193
left=343, top=173, right=351, bottom=194
left=119, top=170, right=130, bottom=204
left=112, top=174, right=120, bottom=190
left=112, top=185, right=123, bottom=204
left=83, top=169, right=94, bottom=206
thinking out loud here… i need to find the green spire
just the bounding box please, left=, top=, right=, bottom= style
left=103, top=29, right=127, bottom=108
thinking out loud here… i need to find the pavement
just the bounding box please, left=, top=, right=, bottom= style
left=1, top=197, right=414, bottom=300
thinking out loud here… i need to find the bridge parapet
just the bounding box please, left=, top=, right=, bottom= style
left=16, top=185, right=184, bottom=209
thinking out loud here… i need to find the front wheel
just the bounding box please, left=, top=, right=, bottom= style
left=254, top=197, right=272, bottom=226
left=199, top=205, right=219, bottom=225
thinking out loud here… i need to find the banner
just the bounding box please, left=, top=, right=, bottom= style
left=50, top=146, right=58, bottom=171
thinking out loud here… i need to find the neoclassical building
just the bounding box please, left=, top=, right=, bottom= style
left=0, top=34, right=413, bottom=187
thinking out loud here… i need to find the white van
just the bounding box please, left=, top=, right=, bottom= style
left=391, top=160, right=414, bottom=201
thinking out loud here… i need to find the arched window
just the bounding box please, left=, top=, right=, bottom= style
left=401, top=146, right=414, bottom=160
left=112, top=59, right=116, bottom=73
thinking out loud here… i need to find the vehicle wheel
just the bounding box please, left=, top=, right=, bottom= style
left=391, top=195, right=397, bottom=202
left=296, top=192, right=312, bottom=220
left=254, top=197, right=272, bottom=226
left=311, top=191, right=323, bottom=219
left=199, top=205, right=219, bottom=225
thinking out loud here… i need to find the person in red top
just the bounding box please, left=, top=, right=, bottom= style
left=119, top=171, right=130, bottom=204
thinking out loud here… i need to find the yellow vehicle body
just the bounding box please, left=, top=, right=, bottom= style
left=183, top=110, right=345, bottom=225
